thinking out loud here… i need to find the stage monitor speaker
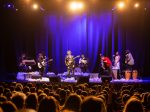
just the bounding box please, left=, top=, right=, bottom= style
left=31, top=75, right=41, bottom=79
left=49, top=76, right=61, bottom=83
left=101, top=75, right=112, bottom=83
left=77, top=76, right=89, bottom=84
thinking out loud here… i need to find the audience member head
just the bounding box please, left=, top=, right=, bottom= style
left=26, top=83, right=33, bottom=88
left=1, top=101, right=17, bottom=112
left=75, top=89, right=82, bottom=95
left=38, top=93, right=47, bottom=103
left=23, top=86, right=30, bottom=94
left=81, top=91, right=88, bottom=97
left=0, top=96, right=7, bottom=103
left=80, top=96, right=107, bottom=112
left=121, top=90, right=130, bottom=97
left=25, top=93, right=38, bottom=110
left=5, top=92, right=12, bottom=100
left=42, top=83, right=48, bottom=89
left=123, top=97, right=144, bottom=112
left=67, top=85, right=73, bottom=93
left=43, top=88, right=50, bottom=96
left=16, top=83, right=23, bottom=90
left=30, top=87, right=36, bottom=93
left=11, top=92, right=26, bottom=110
left=63, top=94, right=82, bottom=112
left=15, top=87, right=22, bottom=92
left=3, top=88, right=11, bottom=96
left=122, top=94, right=130, bottom=105
left=59, top=89, right=67, bottom=99
left=142, top=92, right=149, bottom=106
left=38, top=96, right=59, bottom=112
left=37, top=89, right=43, bottom=96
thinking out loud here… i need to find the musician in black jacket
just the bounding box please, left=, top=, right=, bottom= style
left=37, top=53, right=46, bottom=77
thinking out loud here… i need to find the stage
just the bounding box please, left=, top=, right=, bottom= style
left=16, top=72, right=150, bottom=84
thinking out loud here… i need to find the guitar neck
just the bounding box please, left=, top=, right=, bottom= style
left=74, top=55, right=80, bottom=59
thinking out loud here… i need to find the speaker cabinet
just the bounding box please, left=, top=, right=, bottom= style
left=77, top=76, right=89, bottom=84
left=101, top=75, right=112, bottom=83
left=31, top=75, right=41, bottom=79
left=49, top=77, right=61, bottom=83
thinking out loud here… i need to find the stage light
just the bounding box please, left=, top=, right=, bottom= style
left=5, top=3, right=14, bottom=9
left=134, top=3, right=139, bottom=8
left=32, top=3, right=39, bottom=10
left=69, top=2, right=84, bottom=11
left=7, top=4, right=11, bottom=8
left=117, top=1, right=125, bottom=9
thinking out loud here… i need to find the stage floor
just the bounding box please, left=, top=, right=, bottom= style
left=22, top=77, right=150, bottom=83
left=25, top=77, right=150, bottom=83
left=16, top=72, right=150, bottom=84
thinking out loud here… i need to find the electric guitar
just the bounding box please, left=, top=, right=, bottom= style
left=65, top=55, right=80, bottom=66
left=38, top=59, right=53, bottom=69
left=80, top=59, right=88, bottom=65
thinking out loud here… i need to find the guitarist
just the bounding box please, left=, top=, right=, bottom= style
left=37, top=53, right=53, bottom=77
left=79, top=54, right=88, bottom=73
left=37, top=53, right=47, bottom=77
left=65, top=50, right=76, bottom=76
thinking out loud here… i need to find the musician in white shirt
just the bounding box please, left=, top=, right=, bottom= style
left=79, top=54, right=88, bottom=72
left=113, top=51, right=121, bottom=70
left=112, top=52, right=121, bottom=79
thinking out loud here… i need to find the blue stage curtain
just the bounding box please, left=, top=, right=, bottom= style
left=34, top=11, right=114, bottom=73
left=33, top=10, right=149, bottom=74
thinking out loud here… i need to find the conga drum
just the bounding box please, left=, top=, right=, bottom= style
left=125, top=70, right=131, bottom=80
left=132, top=70, right=138, bottom=80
